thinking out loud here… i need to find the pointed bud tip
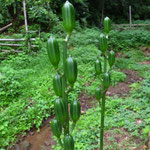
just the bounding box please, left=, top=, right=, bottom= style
left=110, top=50, right=115, bottom=53
left=49, top=36, right=54, bottom=41
left=100, top=33, right=105, bottom=37
left=65, top=0, right=71, bottom=6
left=105, top=16, right=110, bottom=19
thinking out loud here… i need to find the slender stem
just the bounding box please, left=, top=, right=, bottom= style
left=104, top=52, right=107, bottom=73
left=62, top=35, right=70, bottom=135
left=58, top=138, right=63, bottom=149
left=100, top=91, right=106, bottom=150
left=98, top=100, right=101, bottom=108
left=70, top=123, right=76, bottom=134
left=100, top=52, right=107, bottom=150
left=98, top=76, right=103, bottom=82
left=56, top=68, right=62, bottom=75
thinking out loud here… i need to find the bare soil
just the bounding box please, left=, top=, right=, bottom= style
left=140, top=61, right=150, bottom=65
left=79, top=93, right=96, bottom=113
left=116, top=52, right=129, bottom=58
left=104, top=128, right=143, bottom=150
left=107, top=69, right=142, bottom=97
left=21, top=120, right=55, bottom=150
left=139, top=46, right=150, bottom=65
left=12, top=69, right=143, bottom=150
left=11, top=117, right=56, bottom=150
left=142, top=47, right=150, bottom=57
left=95, top=128, right=145, bottom=150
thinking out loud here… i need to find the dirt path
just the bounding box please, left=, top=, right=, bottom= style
left=22, top=119, right=55, bottom=150
left=11, top=117, right=55, bottom=150
left=107, top=69, right=143, bottom=97
left=140, top=61, right=150, bottom=65
left=11, top=69, right=143, bottom=150
left=142, top=47, right=150, bottom=57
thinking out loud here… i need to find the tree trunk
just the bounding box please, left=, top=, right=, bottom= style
left=100, top=0, right=105, bottom=26
left=23, top=0, right=28, bottom=34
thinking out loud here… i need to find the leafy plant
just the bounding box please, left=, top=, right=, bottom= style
left=94, top=17, right=116, bottom=149
left=48, top=1, right=81, bottom=149
left=111, top=70, right=126, bottom=86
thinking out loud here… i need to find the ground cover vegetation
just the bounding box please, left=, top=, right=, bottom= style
left=0, top=26, right=150, bottom=149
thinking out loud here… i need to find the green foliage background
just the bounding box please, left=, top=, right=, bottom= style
left=0, top=0, right=150, bottom=30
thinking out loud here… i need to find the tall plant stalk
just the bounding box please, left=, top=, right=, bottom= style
left=100, top=91, right=106, bottom=149
left=95, top=17, right=115, bottom=150
left=47, top=1, right=81, bottom=150
left=62, top=35, right=70, bottom=135
left=100, top=52, right=107, bottom=149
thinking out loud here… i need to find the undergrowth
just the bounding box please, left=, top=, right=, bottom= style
left=0, top=27, right=150, bottom=148
left=53, top=74, right=150, bottom=150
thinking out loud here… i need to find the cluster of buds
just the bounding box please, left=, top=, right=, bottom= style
left=95, top=17, right=116, bottom=150
left=47, top=1, right=81, bottom=150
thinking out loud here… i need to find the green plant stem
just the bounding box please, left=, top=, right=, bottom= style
left=100, top=53, right=107, bottom=150
left=104, top=52, right=107, bottom=73
left=70, top=123, right=76, bottom=134
left=58, top=138, right=63, bottom=149
left=62, top=34, right=70, bottom=135
left=98, top=100, right=101, bottom=108
left=100, top=91, right=106, bottom=150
